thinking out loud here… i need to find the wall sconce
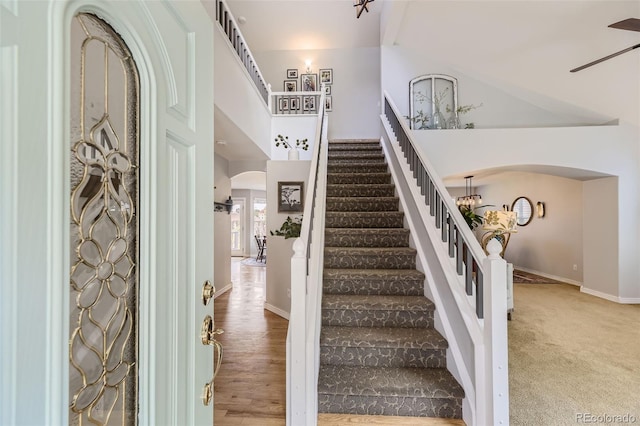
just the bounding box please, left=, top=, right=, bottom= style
left=537, top=201, right=545, bottom=218
left=304, top=59, right=312, bottom=73
left=214, top=196, right=233, bottom=214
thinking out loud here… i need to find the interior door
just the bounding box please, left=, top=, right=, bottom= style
left=0, top=1, right=216, bottom=424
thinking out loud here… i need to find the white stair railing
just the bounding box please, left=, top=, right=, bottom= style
left=287, top=93, right=328, bottom=426
left=381, top=91, right=509, bottom=426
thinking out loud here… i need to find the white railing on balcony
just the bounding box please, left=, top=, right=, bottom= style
left=271, top=91, right=324, bottom=116
left=215, top=0, right=269, bottom=104
left=381, top=91, right=509, bottom=426
left=286, top=90, right=328, bottom=426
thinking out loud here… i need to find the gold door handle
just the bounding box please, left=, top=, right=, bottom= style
left=201, top=317, right=224, bottom=406
left=201, top=315, right=224, bottom=345
left=202, top=280, right=215, bottom=305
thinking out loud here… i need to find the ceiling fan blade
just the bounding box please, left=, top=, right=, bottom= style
left=570, top=43, right=640, bottom=72
left=609, top=18, right=640, bottom=32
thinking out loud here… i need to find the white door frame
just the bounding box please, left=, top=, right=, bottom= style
left=0, top=1, right=215, bottom=424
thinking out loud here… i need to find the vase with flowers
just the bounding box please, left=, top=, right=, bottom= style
left=274, top=134, right=309, bottom=160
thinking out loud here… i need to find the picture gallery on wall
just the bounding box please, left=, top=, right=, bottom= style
left=283, top=67, right=333, bottom=112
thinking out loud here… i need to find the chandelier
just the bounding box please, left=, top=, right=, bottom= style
left=456, top=175, right=483, bottom=207
left=354, top=0, right=374, bottom=19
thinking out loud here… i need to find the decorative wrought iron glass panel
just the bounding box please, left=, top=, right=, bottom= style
left=69, top=13, right=139, bottom=425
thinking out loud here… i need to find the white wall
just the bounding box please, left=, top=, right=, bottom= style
left=265, top=160, right=311, bottom=317
left=214, top=154, right=232, bottom=293
left=271, top=115, right=318, bottom=161
left=412, top=123, right=639, bottom=301
left=214, top=26, right=272, bottom=157
left=255, top=47, right=381, bottom=140
left=381, top=45, right=610, bottom=130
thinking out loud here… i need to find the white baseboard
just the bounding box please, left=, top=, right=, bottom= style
left=580, top=286, right=640, bottom=304
left=213, top=282, right=233, bottom=299
left=264, top=303, right=290, bottom=320
left=513, top=265, right=582, bottom=286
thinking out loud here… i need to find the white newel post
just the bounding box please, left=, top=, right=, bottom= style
left=482, top=239, right=510, bottom=425
left=289, top=238, right=307, bottom=424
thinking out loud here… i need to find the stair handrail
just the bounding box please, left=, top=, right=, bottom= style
left=287, top=89, right=328, bottom=426
left=215, top=0, right=270, bottom=105
left=381, top=91, right=509, bottom=426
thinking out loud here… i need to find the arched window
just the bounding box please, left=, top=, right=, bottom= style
left=409, top=74, right=458, bottom=129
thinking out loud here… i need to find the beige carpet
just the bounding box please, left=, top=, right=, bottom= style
left=509, top=283, right=640, bottom=425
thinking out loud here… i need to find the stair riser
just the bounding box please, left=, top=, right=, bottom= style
left=326, top=187, right=395, bottom=198
left=323, top=279, right=424, bottom=296
left=329, top=144, right=380, bottom=150
left=322, top=309, right=433, bottom=328
left=327, top=174, right=390, bottom=185
left=328, top=165, right=388, bottom=174
left=324, top=254, right=415, bottom=269
left=318, top=395, right=462, bottom=418
left=328, top=152, right=383, bottom=158
left=320, top=347, right=446, bottom=368
left=325, top=214, right=404, bottom=228
left=324, top=232, right=408, bottom=247
left=326, top=198, right=399, bottom=212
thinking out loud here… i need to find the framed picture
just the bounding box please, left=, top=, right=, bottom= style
left=324, top=85, right=331, bottom=95
left=287, top=69, right=298, bottom=79
left=303, top=95, right=316, bottom=111
left=290, top=97, right=300, bottom=111
left=300, top=73, right=318, bottom=92
left=278, top=97, right=289, bottom=111
left=324, top=96, right=332, bottom=112
left=319, top=68, right=333, bottom=85
left=278, top=181, right=304, bottom=213
left=284, top=80, right=297, bottom=92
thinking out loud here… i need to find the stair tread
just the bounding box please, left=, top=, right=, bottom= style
left=325, top=247, right=416, bottom=255
left=321, top=326, right=447, bottom=350
left=324, top=268, right=424, bottom=280
left=318, top=365, right=464, bottom=398
left=323, top=294, right=434, bottom=311
left=325, top=228, right=409, bottom=235
left=323, top=268, right=424, bottom=281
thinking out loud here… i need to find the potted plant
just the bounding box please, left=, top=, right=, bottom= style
left=274, top=134, right=309, bottom=160
left=270, top=215, right=302, bottom=239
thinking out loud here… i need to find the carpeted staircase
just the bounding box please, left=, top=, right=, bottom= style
left=317, top=139, right=464, bottom=419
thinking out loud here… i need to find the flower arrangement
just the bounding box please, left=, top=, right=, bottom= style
left=274, top=134, right=309, bottom=151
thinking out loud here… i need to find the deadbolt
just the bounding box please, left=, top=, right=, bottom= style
left=202, top=280, right=215, bottom=305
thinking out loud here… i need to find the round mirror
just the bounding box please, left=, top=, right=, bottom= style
left=512, top=196, right=533, bottom=226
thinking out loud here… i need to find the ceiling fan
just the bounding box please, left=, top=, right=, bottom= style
left=570, top=18, right=640, bottom=72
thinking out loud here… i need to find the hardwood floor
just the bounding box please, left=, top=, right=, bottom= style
left=214, top=258, right=287, bottom=425
left=213, top=258, right=465, bottom=426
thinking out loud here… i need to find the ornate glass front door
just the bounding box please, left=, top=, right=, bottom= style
left=69, top=13, right=139, bottom=425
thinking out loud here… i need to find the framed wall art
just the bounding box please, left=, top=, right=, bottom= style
left=319, top=68, right=333, bottom=85
left=303, top=95, right=316, bottom=111
left=278, top=97, right=290, bottom=111
left=278, top=181, right=304, bottom=212
left=324, top=96, right=332, bottom=112
left=324, top=85, right=331, bottom=95
left=300, top=73, right=318, bottom=91
left=284, top=80, right=297, bottom=92
left=290, top=97, right=300, bottom=111
left=287, top=69, right=298, bottom=79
